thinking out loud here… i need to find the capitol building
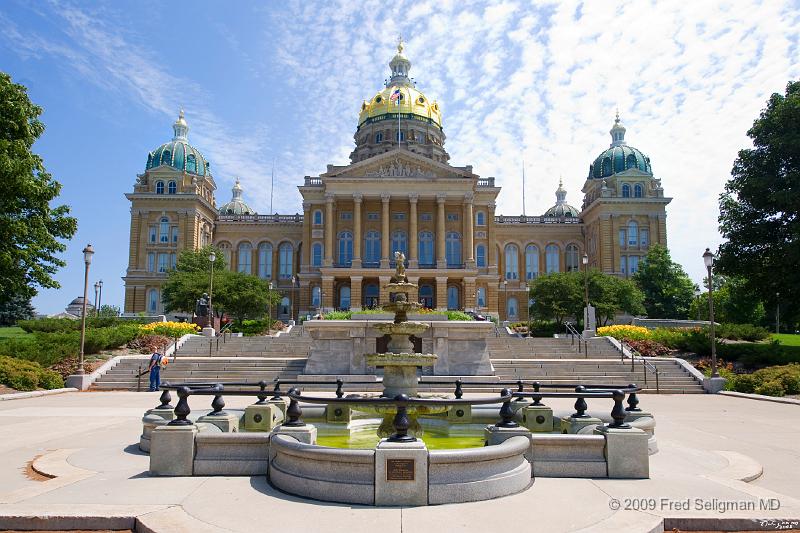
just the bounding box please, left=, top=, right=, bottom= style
left=123, top=41, right=671, bottom=322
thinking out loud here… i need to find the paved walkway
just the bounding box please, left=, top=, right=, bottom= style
left=0, top=392, right=798, bottom=532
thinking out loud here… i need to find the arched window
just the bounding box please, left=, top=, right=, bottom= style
left=546, top=244, right=560, bottom=273
left=218, top=242, right=231, bottom=268
left=168, top=181, right=177, bottom=194
left=396, top=130, right=405, bottom=141
left=419, top=284, right=434, bottom=309
left=476, top=244, right=486, bottom=267
left=504, top=244, right=519, bottom=280
left=338, top=231, right=353, bottom=266
left=626, top=153, right=637, bottom=170
left=161, top=150, right=171, bottom=165
left=312, top=243, right=323, bottom=267
left=339, top=286, right=351, bottom=310
left=279, top=242, right=293, bottom=279
left=602, top=157, right=612, bottom=175
left=446, top=232, right=461, bottom=267
left=476, top=211, right=486, bottom=226
left=418, top=231, right=434, bottom=266
left=476, top=287, right=486, bottom=309
left=148, top=288, right=159, bottom=313
left=313, top=210, right=323, bottom=225
left=634, top=183, right=644, bottom=198
left=186, top=154, right=197, bottom=173
left=258, top=243, right=272, bottom=279
left=628, top=221, right=638, bottom=247
left=391, top=231, right=408, bottom=258
left=159, top=218, right=169, bottom=243
left=447, top=286, right=459, bottom=310
left=280, top=296, right=290, bottom=316
left=364, top=283, right=380, bottom=308
left=155, top=181, right=164, bottom=194
left=525, top=244, right=539, bottom=280
left=507, top=297, right=518, bottom=320
left=622, top=184, right=631, bottom=198
left=375, top=132, right=383, bottom=143
left=311, top=286, right=321, bottom=309
left=364, top=230, right=381, bottom=265
left=237, top=242, right=252, bottom=274
left=147, top=252, right=155, bottom=272
left=565, top=244, right=580, bottom=272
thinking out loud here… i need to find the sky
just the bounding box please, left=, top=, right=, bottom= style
left=1, top=0, right=798, bottom=314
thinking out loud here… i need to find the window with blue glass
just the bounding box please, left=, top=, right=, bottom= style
left=525, top=245, right=539, bottom=280
left=391, top=231, right=407, bottom=258
left=364, top=284, right=379, bottom=308
left=476, top=287, right=486, bottom=308
left=622, top=184, right=631, bottom=198
left=447, top=286, right=459, bottom=310
left=364, top=231, right=381, bottom=265
left=258, top=243, right=272, bottom=279
left=312, top=243, right=323, bottom=267
left=238, top=242, right=252, bottom=274
left=418, top=231, right=434, bottom=266
left=186, top=154, right=197, bottom=173
left=504, top=244, right=519, bottom=280
left=507, top=297, right=518, bottom=319
left=476, top=244, right=486, bottom=267
left=629, top=255, right=640, bottom=274
left=312, top=286, right=321, bottom=308
left=338, top=232, right=353, bottom=266
left=168, top=181, right=177, bottom=194
left=313, top=210, right=323, bottom=225
left=634, top=183, right=643, bottom=198
left=419, top=284, right=434, bottom=308
left=565, top=244, right=579, bottom=272
left=159, top=218, right=169, bottom=243
left=375, top=132, right=383, bottom=143
left=446, top=232, right=461, bottom=267
left=148, top=289, right=159, bottom=313
left=476, top=211, right=486, bottom=226
left=545, top=244, right=560, bottom=273
left=155, top=181, right=164, bottom=194
left=339, top=286, right=351, bottom=310
left=278, top=243, right=293, bottom=279
left=628, top=221, right=638, bottom=247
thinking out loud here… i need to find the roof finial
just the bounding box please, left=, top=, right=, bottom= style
left=609, top=109, right=626, bottom=147
left=172, top=107, right=189, bottom=141
left=615, top=107, right=620, bottom=123
left=397, top=34, right=404, bottom=54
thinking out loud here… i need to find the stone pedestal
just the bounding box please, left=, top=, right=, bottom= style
left=196, top=412, right=239, bottom=432
left=65, top=373, right=93, bottom=391
left=245, top=404, right=281, bottom=431
left=273, top=424, right=317, bottom=445
left=325, top=404, right=352, bottom=424
left=268, top=398, right=287, bottom=417
left=582, top=305, right=596, bottom=337
left=484, top=425, right=532, bottom=446
left=593, top=425, right=649, bottom=479
left=561, top=416, right=602, bottom=435
left=374, top=439, right=428, bottom=506
left=149, top=424, right=197, bottom=476
left=521, top=405, right=554, bottom=433
left=147, top=407, right=175, bottom=421
left=703, top=376, right=727, bottom=394
left=446, top=404, right=472, bottom=423
left=202, top=326, right=215, bottom=337
left=140, top=413, right=171, bottom=452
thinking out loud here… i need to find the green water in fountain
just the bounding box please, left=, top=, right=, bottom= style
left=317, top=433, right=485, bottom=450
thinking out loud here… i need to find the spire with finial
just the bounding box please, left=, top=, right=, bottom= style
left=172, top=108, right=189, bottom=141
left=555, top=177, right=567, bottom=205
left=387, top=35, right=413, bottom=88
left=231, top=177, right=243, bottom=200
left=609, top=109, right=626, bottom=147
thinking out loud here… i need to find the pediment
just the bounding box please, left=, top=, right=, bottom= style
left=615, top=168, right=652, bottom=178
left=323, top=150, right=475, bottom=180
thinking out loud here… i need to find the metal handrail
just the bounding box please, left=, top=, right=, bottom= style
left=619, top=340, right=660, bottom=392
left=564, top=322, right=588, bottom=357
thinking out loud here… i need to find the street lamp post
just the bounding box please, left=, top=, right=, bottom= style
left=93, top=281, right=100, bottom=317
left=582, top=253, right=589, bottom=327
left=776, top=291, right=780, bottom=334
left=78, top=244, right=94, bottom=375
left=291, top=275, right=296, bottom=323
left=503, top=279, right=508, bottom=322
left=268, top=281, right=274, bottom=329
left=208, top=251, right=216, bottom=328
left=98, top=280, right=103, bottom=314
left=703, top=248, right=719, bottom=379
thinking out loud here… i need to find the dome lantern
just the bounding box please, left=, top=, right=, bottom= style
left=173, top=109, right=189, bottom=141
left=219, top=178, right=256, bottom=215
left=587, top=112, right=653, bottom=179
left=609, top=109, right=626, bottom=147
left=145, top=110, right=210, bottom=176
left=544, top=178, right=580, bottom=218
left=387, top=36, right=413, bottom=88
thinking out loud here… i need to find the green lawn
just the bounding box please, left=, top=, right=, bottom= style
left=0, top=327, right=31, bottom=339
left=773, top=333, right=800, bottom=346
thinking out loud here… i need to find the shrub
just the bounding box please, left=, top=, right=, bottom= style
left=139, top=321, right=200, bottom=338
left=128, top=334, right=172, bottom=354
left=230, top=319, right=270, bottom=336
left=725, top=364, right=800, bottom=397
left=17, top=318, right=78, bottom=333
left=322, top=311, right=352, bottom=320
left=717, top=341, right=800, bottom=368
left=754, top=380, right=785, bottom=397
left=597, top=325, right=650, bottom=341
left=717, top=323, right=770, bottom=342
left=0, top=355, right=65, bottom=391
left=445, top=311, right=472, bottom=321
left=624, top=339, right=672, bottom=357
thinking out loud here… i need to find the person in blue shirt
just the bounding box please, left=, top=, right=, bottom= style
left=148, top=351, right=163, bottom=392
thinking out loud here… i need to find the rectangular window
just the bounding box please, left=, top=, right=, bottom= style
left=157, top=253, right=168, bottom=273
left=148, top=252, right=155, bottom=272
left=420, top=213, right=433, bottom=222
left=149, top=227, right=156, bottom=243
left=340, top=212, right=353, bottom=220
left=392, top=212, right=406, bottom=221
left=447, top=213, right=459, bottom=222
left=171, top=226, right=179, bottom=243
left=367, top=212, right=379, bottom=221
left=618, top=229, right=626, bottom=248
left=640, top=229, right=649, bottom=248
left=629, top=255, right=640, bottom=274
left=170, top=253, right=176, bottom=269
left=620, top=256, right=627, bottom=275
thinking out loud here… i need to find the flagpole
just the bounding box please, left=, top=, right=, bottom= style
left=270, top=158, right=275, bottom=214
left=522, top=159, right=526, bottom=217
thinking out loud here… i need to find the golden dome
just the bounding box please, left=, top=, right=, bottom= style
left=357, top=37, right=443, bottom=129
left=358, top=85, right=443, bottom=128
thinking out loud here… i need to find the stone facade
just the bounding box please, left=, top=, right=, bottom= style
left=124, top=43, right=670, bottom=321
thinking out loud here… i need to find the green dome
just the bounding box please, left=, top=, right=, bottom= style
left=218, top=179, right=255, bottom=215
left=145, top=111, right=210, bottom=177
left=588, top=114, right=652, bottom=179
left=544, top=179, right=580, bottom=217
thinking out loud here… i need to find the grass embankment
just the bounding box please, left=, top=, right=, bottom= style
left=0, top=327, right=32, bottom=339
left=772, top=333, right=800, bottom=346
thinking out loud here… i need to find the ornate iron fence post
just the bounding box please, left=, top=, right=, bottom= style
left=572, top=385, right=589, bottom=418
left=210, top=384, right=226, bottom=416
left=609, top=390, right=631, bottom=429
left=454, top=379, right=463, bottom=399
left=284, top=388, right=305, bottom=427
left=495, top=389, right=519, bottom=428
left=156, top=388, right=173, bottom=410
left=168, top=386, right=192, bottom=426
left=532, top=381, right=543, bottom=406
left=255, top=380, right=268, bottom=405
left=335, top=379, right=344, bottom=399
left=625, top=383, right=641, bottom=412
left=388, top=394, right=415, bottom=442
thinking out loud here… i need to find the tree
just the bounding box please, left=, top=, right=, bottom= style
left=716, top=81, right=800, bottom=327
left=0, top=294, right=35, bottom=326
left=161, top=246, right=226, bottom=314
left=0, top=72, right=78, bottom=304
left=633, top=245, right=696, bottom=319
left=690, top=276, right=765, bottom=324
left=529, top=273, right=581, bottom=325
left=586, top=272, right=645, bottom=325
left=214, top=271, right=280, bottom=323
left=97, top=304, right=121, bottom=317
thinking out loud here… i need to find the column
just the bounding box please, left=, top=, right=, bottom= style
left=350, top=276, right=363, bottom=311
left=464, top=277, right=476, bottom=310
left=464, top=194, right=475, bottom=267
left=352, top=194, right=363, bottom=268
left=436, top=194, right=446, bottom=269
left=324, top=193, right=334, bottom=267
left=379, top=275, right=391, bottom=306
left=301, top=202, right=312, bottom=270
left=321, top=276, right=334, bottom=312
left=487, top=203, right=497, bottom=270
left=435, top=276, right=448, bottom=311
left=381, top=193, right=391, bottom=268
left=408, top=194, right=419, bottom=268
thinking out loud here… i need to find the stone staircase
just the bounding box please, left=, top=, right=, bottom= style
left=487, top=336, right=622, bottom=359
left=175, top=331, right=312, bottom=358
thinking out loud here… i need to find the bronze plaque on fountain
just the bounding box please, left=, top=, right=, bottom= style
left=386, top=459, right=415, bottom=481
